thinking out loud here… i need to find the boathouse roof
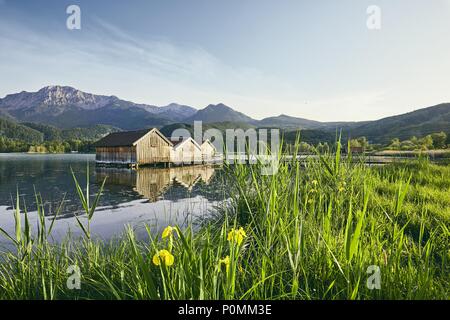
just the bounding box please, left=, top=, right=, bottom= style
left=93, top=129, right=153, bottom=147
left=94, top=128, right=174, bottom=148
left=169, top=137, right=202, bottom=150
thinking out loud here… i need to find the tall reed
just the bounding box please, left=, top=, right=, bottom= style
left=0, top=140, right=448, bottom=299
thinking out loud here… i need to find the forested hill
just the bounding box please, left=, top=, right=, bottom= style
left=0, top=117, right=120, bottom=144
left=348, top=103, right=450, bottom=143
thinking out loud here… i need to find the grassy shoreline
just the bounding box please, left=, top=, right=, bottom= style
left=372, top=149, right=450, bottom=158
left=0, top=146, right=448, bottom=299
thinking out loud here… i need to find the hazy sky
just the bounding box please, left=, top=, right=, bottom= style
left=1, top=0, right=450, bottom=121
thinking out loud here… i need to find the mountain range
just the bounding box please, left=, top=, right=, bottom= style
left=0, top=85, right=449, bottom=144
left=0, top=86, right=195, bottom=130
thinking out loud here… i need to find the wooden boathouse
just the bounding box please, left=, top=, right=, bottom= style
left=94, top=128, right=173, bottom=166
left=94, top=129, right=219, bottom=167
left=169, top=137, right=202, bottom=165
left=200, top=139, right=216, bottom=162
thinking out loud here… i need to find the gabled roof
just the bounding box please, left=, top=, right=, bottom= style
left=133, top=128, right=173, bottom=146
left=94, top=128, right=173, bottom=147
left=170, top=137, right=202, bottom=150
left=201, top=139, right=216, bottom=150
left=93, top=129, right=151, bottom=147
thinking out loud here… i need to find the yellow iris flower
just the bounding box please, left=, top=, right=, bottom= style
left=219, top=255, right=230, bottom=272
left=162, top=225, right=177, bottom=239
left=227, top=227, right=246, bottom=245
left=152, top=249, right=175, bottom=266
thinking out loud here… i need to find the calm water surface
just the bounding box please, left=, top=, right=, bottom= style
left=0, top=153, right=228, bottom=244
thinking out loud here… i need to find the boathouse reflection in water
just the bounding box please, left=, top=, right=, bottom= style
left=95, top=165, right=216, bottom=202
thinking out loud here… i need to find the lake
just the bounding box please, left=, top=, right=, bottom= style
left=0, top=153, right=228, bottom=244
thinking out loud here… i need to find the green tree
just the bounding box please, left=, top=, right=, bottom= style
left=389, top=138, right=400, bottom=150
left=349, top=139, right=361, bottom=148
left=431, top=132, right=447, bottom=149
left=316, top=142, right=330, bottom=153
left=418, top=135, right=433, bottom=150
left=357, top=137, right=369, bottom=149
left=400, top=140, right=415, bottom=150
left=298, top=142, right=313, bottom=153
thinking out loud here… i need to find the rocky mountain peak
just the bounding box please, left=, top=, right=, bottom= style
left=35, top=85, right=115, bottom=110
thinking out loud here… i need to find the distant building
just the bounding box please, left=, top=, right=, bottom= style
left=350, top=146, right=364, bottom=154
left=169, top=137, right=202, bottom=165
left=201, top=139, right=216, bottom=162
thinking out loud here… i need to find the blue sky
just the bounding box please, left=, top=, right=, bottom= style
left=1, top=0, right=450, bottom=121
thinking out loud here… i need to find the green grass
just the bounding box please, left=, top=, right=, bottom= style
left=0, top=143, right=448, bottom=299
